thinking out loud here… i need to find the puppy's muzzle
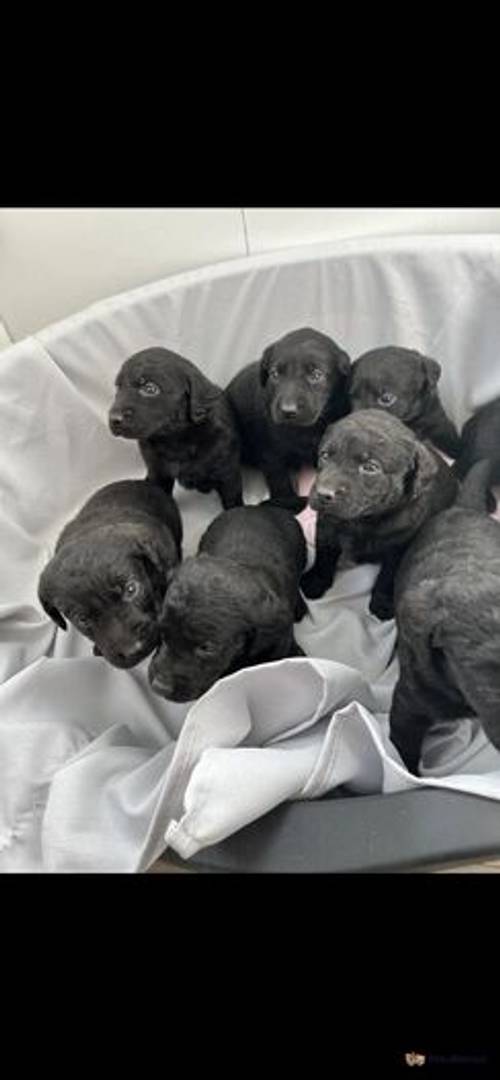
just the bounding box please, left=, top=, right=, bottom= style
left=277, top=401, right=299, bottom=422
left=109, top=408, right=135, bottom=436
left=150, top=672, right=195, bottom=702
left=111, top=641, right=153, bottom=668
left=309, top=482, right=347, bottom=510
left=150, top=672, right=174, bottom=696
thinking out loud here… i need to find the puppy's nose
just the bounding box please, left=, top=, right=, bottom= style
left=279, top=401, right=299, bottom=418
left=115, top=641, right=145, bottom=663
left=150, top=673, right=174, bottom=696
left=315, top=483, right=346, bottom=503
left=109, top=408, right=134, bottom=429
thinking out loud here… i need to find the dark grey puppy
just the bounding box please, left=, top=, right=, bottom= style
left=301, top=410, right=458, bottom=618
left=455, top=396, right=500, bottom=483
left=109, top=347, right=243, bottom=510
left=390, top=460, right=500, bottom=775
left=148, top=504, right=307, bottom=703
left=226, top=328, right=351, bottom=503
left=38, top=480, right=182, bottom=669
left=349, top=346, right=461, bottom=458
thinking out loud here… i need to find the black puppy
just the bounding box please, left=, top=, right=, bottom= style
left=390, top=460, right=500, bottom=775
left=455, top=396, right=500, bottom=483
left=148, top=504, right=307, bottom=703
left=349, top=346, right=461, bottom=458
left=226, top=328, right=351, bottom=502
left=38, top=480, right=182, bottom=669
left=301, top=410, right=458, bottom=618
left=109, top=347, right=243, bottom=510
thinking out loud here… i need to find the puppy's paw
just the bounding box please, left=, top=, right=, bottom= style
left=369, top=593, right=395, bottom=620
left=301, top=569, right=330, bottom=600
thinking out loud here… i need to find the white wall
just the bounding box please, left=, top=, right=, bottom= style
left=1, top=208, right=500, bottom=343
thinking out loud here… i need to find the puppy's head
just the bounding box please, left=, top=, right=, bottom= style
left=259, top=327, right=350, bottom=427
left=309, top=409, right=437, bottom=520
left=109, top=347, right=221, bottom=440
left=148, top=556, right=292, bottom=702
left=38, top=523, right=179, bottom=669
left=349, top=347, right=441, bottom=425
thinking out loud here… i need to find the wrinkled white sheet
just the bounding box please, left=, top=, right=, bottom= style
left=2, top=233, right=500, bottom=873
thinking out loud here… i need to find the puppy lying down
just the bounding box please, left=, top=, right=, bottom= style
left=38, top=480, right=182, bottom=669
left=390, top=460, right=500, bottom=774
left=149, top=504, right=307, bottom=702
left=301, top=410, right=458, bottom=618
left=349, top=346, right=461, bottom=458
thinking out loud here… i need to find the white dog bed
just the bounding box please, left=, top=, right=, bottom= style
left=2, top=232, right=500, bottom=873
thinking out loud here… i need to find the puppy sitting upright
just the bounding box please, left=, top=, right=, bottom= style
left=109, top=347, right=243, bottom=510
left=349, top=346, right=461, bottom=458
left=148, top=504, right=307, bottom=703
left=301, top=410, right=458, bottom=618
left=38, top=480, right=182, bottom=669
left=226, top=328, right=351, bottom=503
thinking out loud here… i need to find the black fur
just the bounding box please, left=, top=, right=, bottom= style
left=349, top=346, right=461, bottom=458
left=390, top=460, right=500, bottom=774
left=109, top=347, right=243, bottom=510
left=301, top=409, right=459, bottom=618
left=455, top=396, right=500, bottom=484
left=148, top=504, right=307, bottom=702
left=226, top=328, right=351, bottom=503
left=38, top=480, right=182, bottom=669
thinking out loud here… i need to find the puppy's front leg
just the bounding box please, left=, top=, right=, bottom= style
left=216, top=469, right=243, bottom=510
left=139, top=441, right=174, bottom=495
left=369, top=550, right=403, bottom=620
left=422, top=406, right=461, bottom=459
left=389, top=681, right=431, bottom=775
left=262, top=458, right=298, bottom=503
left=301, top=512, right=341, bottom=599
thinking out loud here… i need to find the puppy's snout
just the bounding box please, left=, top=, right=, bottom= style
left=315, top=483, right=346, bottom=503
left=309, top=480, right=348, bottom=511
left=150, top=673, right=174, bottom=696
left=115, top=640, right=147, bottom=664
left=279, top=402, right=299, bottom=420
left=109, top=408, right=134, bottom=432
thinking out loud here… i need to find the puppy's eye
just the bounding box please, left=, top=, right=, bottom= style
left=123, top=579, right=141, bottom=602
left=139, top=381, right=160, bottom=397
left=359, top=460, right=381, bottom=475
left=308, top=368, right=325, bottom=383
left=377, top=392, right=397, bottom=407
left=74, top=613, right=92, bottom=632
left=194, top=642, right=217, bottom=658
left=269, top=369, right=280, bottom=382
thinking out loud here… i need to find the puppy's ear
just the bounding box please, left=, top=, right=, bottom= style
left=421, top=356, right=441, bottom=390
left=132, top=530, right=180, bottom=606
left=329, top=344, right=351, bottom=379
left=38, top=573, right=67, bottom=630
left=240, top=583, right=291, bottom=639
left=404, top=442, right=439, bottom=502
left=186, top=371, right=221, bottom=424
left=259, top=345, right=275, bottom=387
left=240, top=580, right=292, bottom=656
